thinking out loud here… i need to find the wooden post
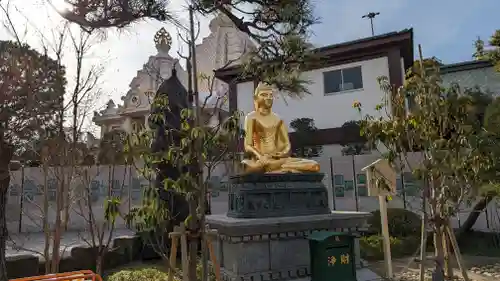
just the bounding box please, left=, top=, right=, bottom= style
left=170, top=225, right=189, bottom=281
left=361, top=159, right=396, bottom=279
left=206, top=229, right=221, bottom=281
left=378, top=195, right=393, bottom=278
left=445, top=222, right=470, bottom=281
left=167, top=232, right=179, bottom=281
left=419, top=181, right=428, bottom=281
left=329, top=157, right=336, bottom=210
left=179, top=224, right=189, bottom=281
left=443, top=229, right=453, bottom=278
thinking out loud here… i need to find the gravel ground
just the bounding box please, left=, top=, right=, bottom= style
left=470, top=263, right=500, bottom=279
left=367, top=255, right=500, bottom=281
left=396, top=269, right=481, bottom=281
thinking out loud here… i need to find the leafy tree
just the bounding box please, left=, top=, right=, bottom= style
left=484, top=97, right=500, bottom=129
left=0, top=40, right=65, bottom=280
left=289, top=117, right=322, bottom=158
left=126, top=74, right=240, bottom=281
left=97, top=130, right=128, bottom=165
left=57, top=0, right=318, bottom=95
left=356, top=58, right=498, bottom=279
left=454, top=29, right=500, bottom=237
left=12, top=130, right=96, bottom=167
left=339, top=120, right=367, bottom=156
left=474, top=30, right=500, bottom=71
left=456, top=96, right=500, bottom=238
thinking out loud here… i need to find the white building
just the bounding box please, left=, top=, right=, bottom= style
left=208, top=30, right=500, bottom=232
left=214, top=28, right=414, bottom=157
left=92, top=13, right=255, bottom=137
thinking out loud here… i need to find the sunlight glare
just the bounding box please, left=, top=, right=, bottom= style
left=49, top=0, right=72, bottom=14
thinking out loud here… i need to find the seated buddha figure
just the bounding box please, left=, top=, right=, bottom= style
left=241, top=82, right=321, bottom=173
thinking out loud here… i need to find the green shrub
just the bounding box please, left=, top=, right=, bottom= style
left=107, top=259, right=218, bottom=281
left=196, top=260, right=217, bottom=281
left=367, top=208, right=421, bottom=237
left=360, top=235, right=420, bottom=260
left=108, top=268, right=173, bottom=281
left=107, top=261, right=217, bottom=281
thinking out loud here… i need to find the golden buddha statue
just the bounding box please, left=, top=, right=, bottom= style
left=241, top=82, right=321, bottom=173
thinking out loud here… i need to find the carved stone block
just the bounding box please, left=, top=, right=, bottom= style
left=227, top=173, right=330, bottom=218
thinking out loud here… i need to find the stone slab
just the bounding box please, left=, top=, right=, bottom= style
left=286, top=268, right=381, bottom=281
left=207, top=211, right=370, bottom=237
left=214, top=269, right=380, bottom=281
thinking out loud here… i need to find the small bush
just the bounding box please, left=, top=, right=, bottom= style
left=196, top=260, right=217, bottom=281
left=108, top=268, right=173, bottom=281
left=367, top=208, right=421, bottom=237
left=107, top=261, right=217, bottom=281
left=360, top=235, right=420, bottom=260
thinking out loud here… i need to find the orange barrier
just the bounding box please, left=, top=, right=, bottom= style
left=9, top=270, right=103, bottom=281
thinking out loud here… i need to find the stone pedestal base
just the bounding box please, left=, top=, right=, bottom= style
left=227, top=173, right=330, bottom=219
left=207, top=212, right=371, bottom=281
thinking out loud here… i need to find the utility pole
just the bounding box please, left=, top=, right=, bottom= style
left=362, top=12, right=380, bottom=36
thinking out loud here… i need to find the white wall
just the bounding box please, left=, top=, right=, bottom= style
left=236, top=57, right=391, bottom=129
left=6, top=165, right=144, bottom=233
left=209, top=151, right=500, bottom=233
left=209, top=190, right=500, bottom=232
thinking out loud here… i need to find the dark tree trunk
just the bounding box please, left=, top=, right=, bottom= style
left=0, top=179, right=8, bottom=281
left=456, top=196, right=493, bottom=241
left=0, top=137, right=13, bottom=281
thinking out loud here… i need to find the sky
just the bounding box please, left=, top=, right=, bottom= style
left=0, top=0, right=498, bottom=117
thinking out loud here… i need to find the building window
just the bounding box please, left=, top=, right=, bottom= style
left=333, top=174, right=345, bottom=198
left=356, top=174, right=368, bottom=196
left=323, top=66, right=363, bottom=94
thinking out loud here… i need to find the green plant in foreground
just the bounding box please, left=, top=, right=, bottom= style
left=107, top=260, right=217, bottom=281
left=359, top=235, right=420, bottom=261
left=108, top=268, right=173, bottom=281
left=367, top=208, right=421, bottom=237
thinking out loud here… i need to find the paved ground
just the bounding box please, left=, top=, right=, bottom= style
left=367, top=254, right=500, bottom=281
left=6, top=228, right=135, bottom=259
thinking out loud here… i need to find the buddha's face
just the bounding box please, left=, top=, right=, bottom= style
left=255, top=90, right=274, bottom=109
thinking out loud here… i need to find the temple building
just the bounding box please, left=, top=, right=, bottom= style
left=91, top=13, right=255, bottom=137
left=441, top=60, right=500, bottom=94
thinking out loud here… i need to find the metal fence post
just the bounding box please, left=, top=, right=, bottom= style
left=351, top=154, right=359, bottom=212
left=329, top=157, right=336, bottom=210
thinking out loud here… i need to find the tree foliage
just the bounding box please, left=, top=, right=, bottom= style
left=98, top=129, right=128, bottom=165
left=58, top=0, right=318, bottom=95
left=128, top=94, right=240, bottom=226
left=125, top=77, right=240, bottom=280
left=339, top=120, right=367, bottom=156
left=13, top=130, right=96, bottom=167
left=0, top=40, right=66, bottom=281
left=289, top=117, right=322, bottom=158
left=356, top=58, right=500, bottom=275
left=474, top=29, right=500, bottom=71
left=0, top=40, right=65, bottom=151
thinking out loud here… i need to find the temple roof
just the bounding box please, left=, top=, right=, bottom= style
left=93, top=14, right=250, bottom=125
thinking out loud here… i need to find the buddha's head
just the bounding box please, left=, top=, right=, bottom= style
left=253, top=82, right=274, bottom=111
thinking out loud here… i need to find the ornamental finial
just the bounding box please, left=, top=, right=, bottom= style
left=154, top=27, right=172, bottom=54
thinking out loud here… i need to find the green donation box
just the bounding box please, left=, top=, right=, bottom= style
left=307, top=231, right=357, bottom=281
